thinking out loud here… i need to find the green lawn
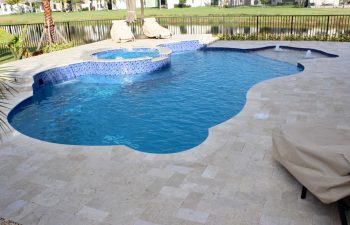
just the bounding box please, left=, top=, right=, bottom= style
left=1, top=6, right=350, bottom=25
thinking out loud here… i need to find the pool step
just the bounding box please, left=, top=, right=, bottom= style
left=152, top=56, right=169, bottom=62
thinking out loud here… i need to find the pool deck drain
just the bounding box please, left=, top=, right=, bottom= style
left=1, top=36, right=350, bottom=225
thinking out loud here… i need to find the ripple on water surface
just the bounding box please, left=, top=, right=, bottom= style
left=9, top=50, right=301, bottom=153
left=93, top=48, right=160, bottom=59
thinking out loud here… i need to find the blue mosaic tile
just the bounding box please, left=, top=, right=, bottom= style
left=32, top=57, right=171, bottom=91
left=158, top=40, right=205, bottom=53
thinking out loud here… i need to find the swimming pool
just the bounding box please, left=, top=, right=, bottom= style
left=8, top=48, right=302, bottom=153
left=93, top=48, right=160, bottom=60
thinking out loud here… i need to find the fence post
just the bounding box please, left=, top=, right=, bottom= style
left=9, top=25, right=13, bottom=35
left=290, top=15, right=294, bottom=35
left=66, top=21, right=72, bottom=42
left=326, top=15, right=330, bottom=40
left=97, top=20, right=101, bottom=41
left=256, top=16, right=259, bottom=39
left=223, top=16, right=225, bottom=38
left=190, top=16, right=192, bottom=35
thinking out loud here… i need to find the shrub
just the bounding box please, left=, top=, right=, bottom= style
left=42, top=42, right=74, bottom=53
left=0, top=67, right=18, bottom=138
left=217, top=33, right=350, bottom=42
left=175, top=3, right=191, bottom=7
left=175, top=0, right=190, bottom=7
left=0, top=26, right=29, bottom=60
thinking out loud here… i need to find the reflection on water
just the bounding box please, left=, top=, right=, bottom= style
left=58, top=24, right=350, bottom=43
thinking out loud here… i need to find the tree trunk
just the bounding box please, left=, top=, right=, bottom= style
left=67, top=0, right=73, bottom=11
left=43, top=0, right=55, bottom=43
left=140, top=0, right=144, bottom=22
left=61, top=1, right=65, bottom=11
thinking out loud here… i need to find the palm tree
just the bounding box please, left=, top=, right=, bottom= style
left=0, top=68, right=17, bottom=139
left=42, top=0, right=55, bottom=43
left=140, top=0, right=144, bottom=22
left=4, top=0, right=22, bottom=8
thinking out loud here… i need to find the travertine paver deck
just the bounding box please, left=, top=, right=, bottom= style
left=0, top=37, right=350, bottom=225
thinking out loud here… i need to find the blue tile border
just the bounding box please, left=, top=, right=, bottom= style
left=32, top=57, right=170, bottom=91
left=158, top=40, right=206, bottom=52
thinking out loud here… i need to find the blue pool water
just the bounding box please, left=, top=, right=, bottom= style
left=9, top=49, right=301, bottom=153
left=93, top=48, right=160, bottom=59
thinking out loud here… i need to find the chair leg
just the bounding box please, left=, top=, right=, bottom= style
left=300, top=186, right=349, bottom=225
left=338, top=200, right=349, bottom=225
left=301, top=186, right=307, bottom=199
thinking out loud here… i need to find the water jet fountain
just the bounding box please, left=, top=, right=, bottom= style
left=305, top=50, right=313, bottom=59
left=274, top=45, right=283, bottom=52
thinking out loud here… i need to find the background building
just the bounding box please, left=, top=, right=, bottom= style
left=0, top=0, right=343, bottom=15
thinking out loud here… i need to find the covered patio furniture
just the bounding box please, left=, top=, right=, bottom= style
left=142, top=18, right=172, bottom=39
left=272, top=124, right=350, bottom=225
left=110, top=20, right=135, bottom=43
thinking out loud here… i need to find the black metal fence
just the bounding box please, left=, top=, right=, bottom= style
left=1, top=15, right=350, bottom=55
left=157, top=15, right=350, bottom=38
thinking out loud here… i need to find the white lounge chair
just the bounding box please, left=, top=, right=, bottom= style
left=110, top=20, right=135, bottom=43
left=142, top=18, right=172, bottom=39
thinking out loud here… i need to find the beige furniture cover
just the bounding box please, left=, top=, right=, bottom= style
left=142, top=18, right=172, bottom=39
left=272, top=124, right=350, bottom=204
left=110, top=20, right=135, bottom=43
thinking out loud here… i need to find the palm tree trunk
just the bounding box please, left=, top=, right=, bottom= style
left=140, top=0, right=144, bottom=22
left=43, top=0, right=55, bottom=43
